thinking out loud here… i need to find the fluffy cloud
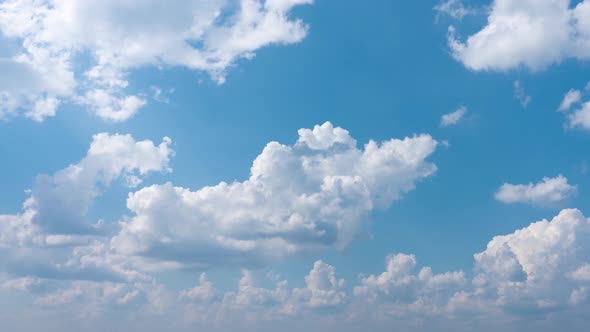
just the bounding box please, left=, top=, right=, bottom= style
left=557, top=82, right=590, bottom=129
left=291, top=260, right=347, bottom=310
left=0, top=0, right=312, bottom=121
left=471, top=209, right=590, bottom=314
left=2, top=209, right=590, bottom=331
left=353, top=253, right=465, bottom=317
left=181, top=260, right=346, bottom=322
left=447, top=0, right=590, bottom=71
left=494, top=175, right=576, bottom=207
left=111, top=122, right=439, bottom=269
left=440, top=106, right=467, bottom=127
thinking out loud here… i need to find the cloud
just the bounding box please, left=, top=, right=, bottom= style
left=513, top=80, right=532, bottom=108
left=494, top=175, right=576, bottom=207
left=181, top=260, right=346, bottom=323
left=440, top=106, right=467, bottom=127
left=26, top=133, right=173, bottom=235
left=110, top=122, right=439, bottom=270
left=77, top=89, right=146, bottom=122
left=555, top=82, right=590, bottom=129
left=292, top=260, right=347, bottom=310
left=0, top=0, right=313, bottom=121
left=2, top=208, right=590, bottom=331
left=353, top=253, right=465, bottom=316
left=0, top=133, right=173, bottom=286
left=434, top=0, right=476, bottom=21
left=471, top=208, right=590, bottom=315
left=559, top=89, right=583, bottom=112
left=447, top=0, right=590, bottom=71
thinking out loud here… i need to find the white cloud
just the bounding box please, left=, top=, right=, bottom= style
left=26, top=96, right=60, bottom=122
left=111, top=122, right=439, bottom=270
left=471, top=208, right=590, bottom=314
left=556, top=82, right=590, bottom=129
left=494, top=175, right=576, bottom=206
left=447, top=0, right=590, bottom=71
left=568, top=101, right=590, bottom=130
left=559, top=89, right=582, bottom=112
left=570, top=264, right=590, bottom=281
left=354, top=253, right=465, bottom=310
left=0, top=0, right=313, bottom=121
left=0, top=133, right=173, bottom=287
left=78, top=89, right=146, bottom=122
left=434, top=0, right=476, bottom=21
left=513, top=80, right=532, bottom=108
left=25, top=133, right=174, bottom=234
left=180, top=273, right=218, bottom=303
left=440, top=106, right=467, bottom=127
left=292, top=260, right=347, bottom=309
left=181, top=259, right=346, bottom=322
left=2, top=208, right=590, bottom=330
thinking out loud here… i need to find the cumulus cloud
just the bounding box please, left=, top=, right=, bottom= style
left=447, top=0, right=590, bottom=71
left=440, top=106, right=467, bottom=127
left=110, top=122, right=439, bottom=269
left=0, top=0, right=313, bottom=121
left=471, top=208, right=590, bottom=314
left=2, top=208, right=590, bottom=331
left=351, top=209, right=590, bottom=323
left=353, top=253, right=465, bottom=317
left=292, top=260, right=347, bottom=310
left=494, top=175, right=576, bottom=207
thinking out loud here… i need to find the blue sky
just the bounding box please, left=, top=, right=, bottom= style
left=1, top=0, right=590, bottom=331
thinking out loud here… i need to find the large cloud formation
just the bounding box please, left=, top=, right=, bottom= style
left=1, top=125, right=590, bottom=331
left=8, top=207, right=588, bottom=331
left=447, top=0, right=590, bottom=71
left=0, top=0, right=312, bottom=121
left=111, top=122, right=440, bottom=269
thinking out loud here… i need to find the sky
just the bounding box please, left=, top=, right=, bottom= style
left=1, top=0, right=590, bottom=331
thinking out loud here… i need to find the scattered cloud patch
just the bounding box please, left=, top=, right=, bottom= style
left=434, top=0, right=476, bottom=21
left=440, top=106, right=467, bottom=127
left=557, top=82, right=590, bottom=129
left=513, top=80, right=532, bottom=108
left=559, top=89, right=583, bottom=112
left=494, top=175, right=576, bottom=207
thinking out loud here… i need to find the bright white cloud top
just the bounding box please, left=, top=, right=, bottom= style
left=0, top=0, right=313, bottom=121
left=447, top=0, right=590, bottom=71
left=494, top=175, right=576, bottom=206
left=111, top=122, right=440, bottom=269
